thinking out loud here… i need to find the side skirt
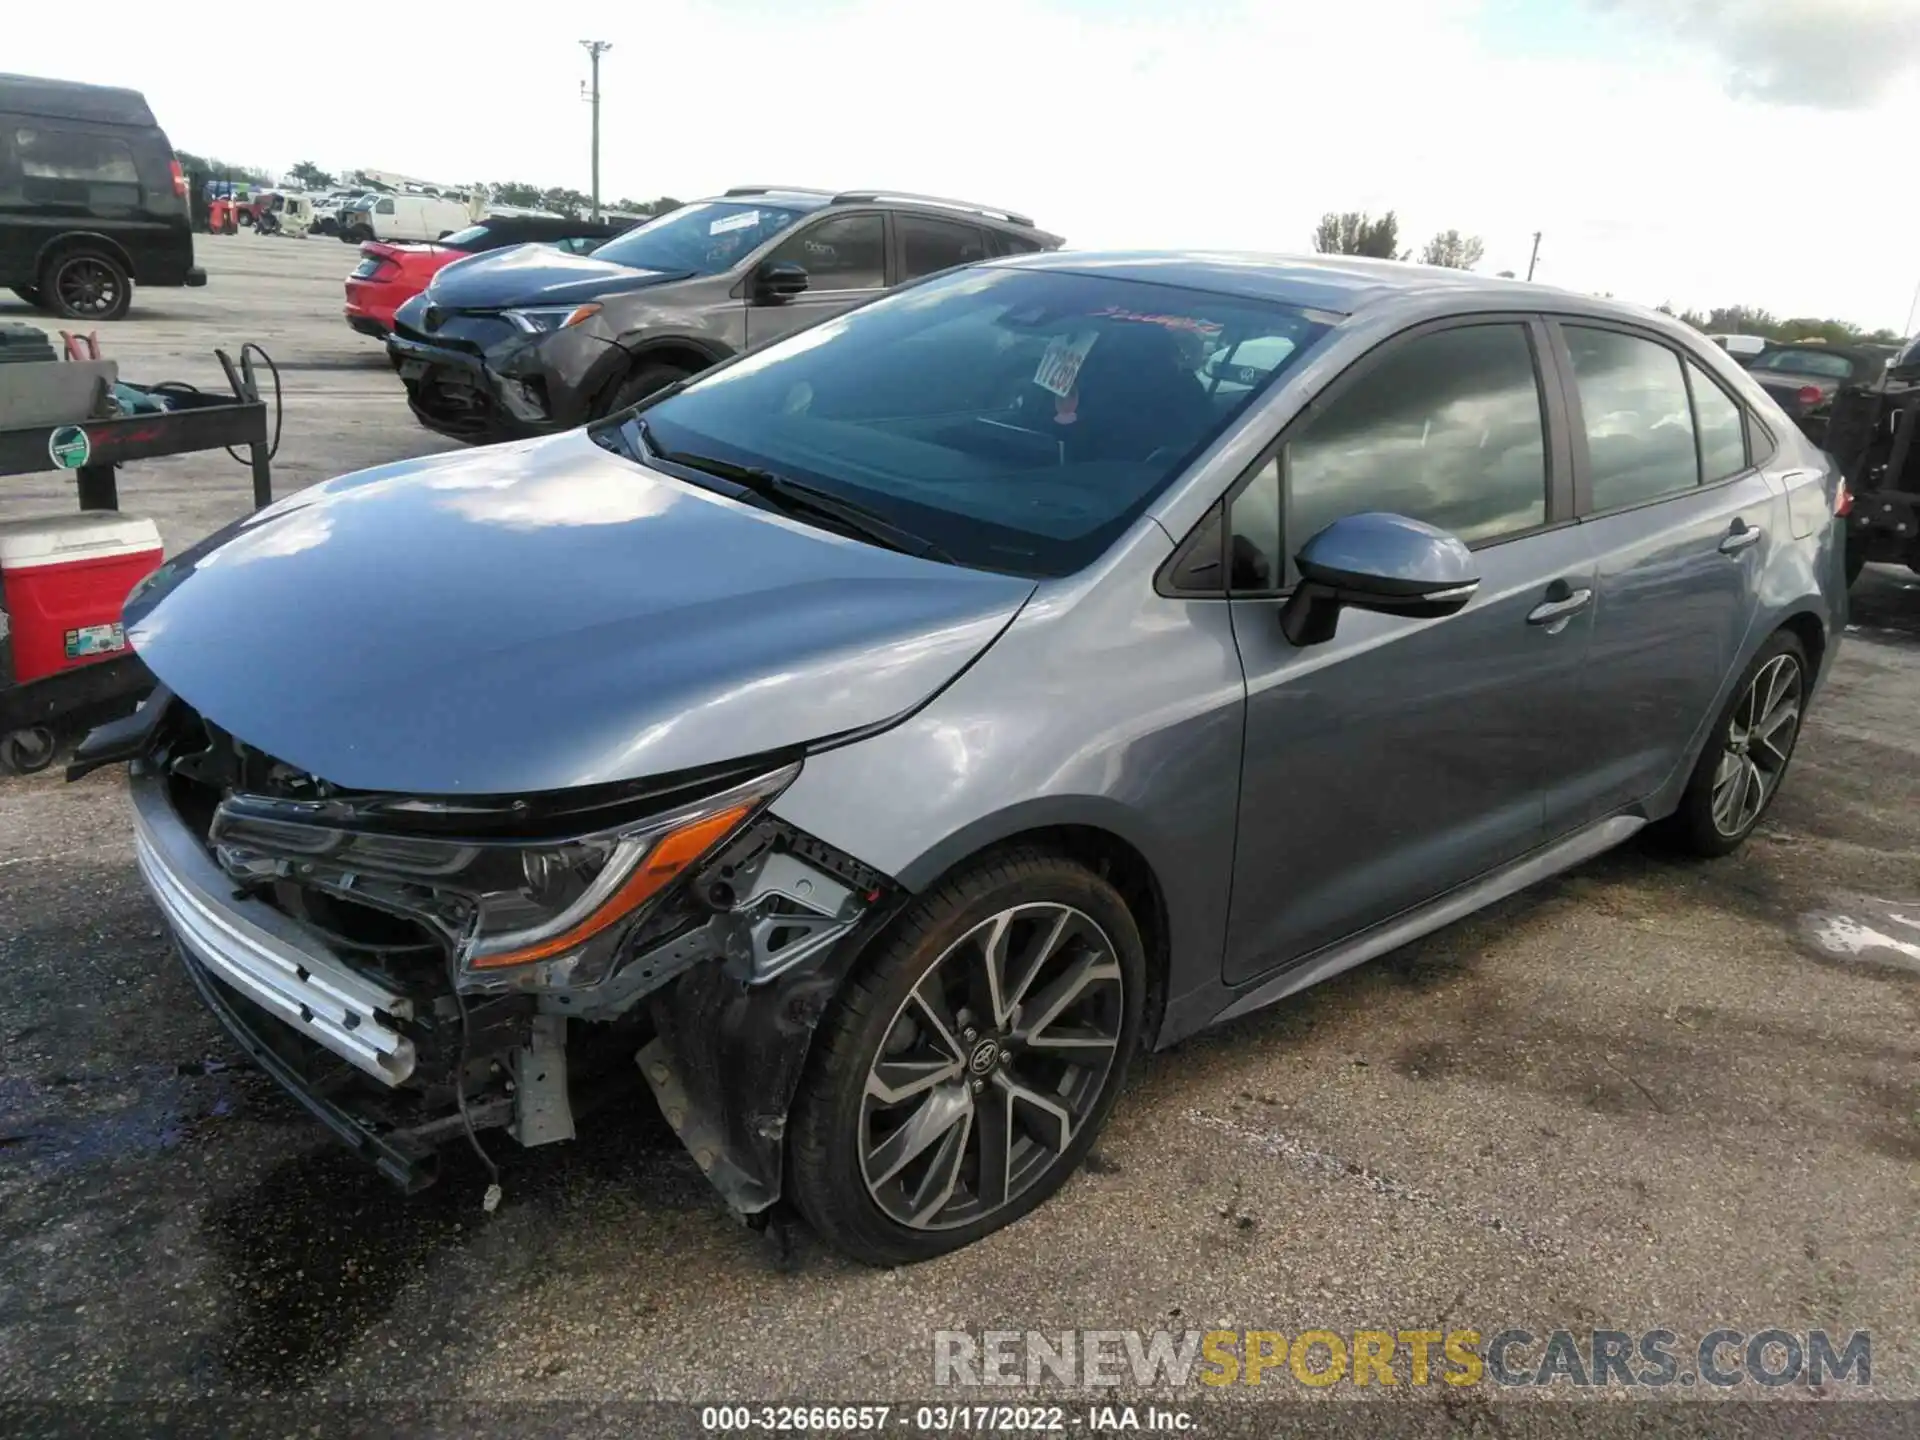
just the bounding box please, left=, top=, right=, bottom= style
left=1205, top=814, right=1645, bottom=1028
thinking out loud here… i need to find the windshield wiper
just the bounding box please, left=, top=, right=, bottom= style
left=631, top=418, right=955, bottom=564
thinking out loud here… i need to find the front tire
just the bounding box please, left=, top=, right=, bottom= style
left=596, top=361, right=694, bottom=418
left=787, top=849, right=1144, bottom=1266
left=1663, top=632, right=1808, bottom=857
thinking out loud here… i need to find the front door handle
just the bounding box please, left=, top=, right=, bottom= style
left=1720, top=518, right=1764, bottom=554
left=1526, top=582, right=1593, bottom=629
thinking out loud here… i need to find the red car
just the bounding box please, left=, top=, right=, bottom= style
left=343, top=215, right=633, bottom=338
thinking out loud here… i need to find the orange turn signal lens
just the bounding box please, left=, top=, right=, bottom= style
left=468, top=802, right=751, bottom=969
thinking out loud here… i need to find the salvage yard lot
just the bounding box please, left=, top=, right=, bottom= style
left=1, top=236, right=1917, bottom=1412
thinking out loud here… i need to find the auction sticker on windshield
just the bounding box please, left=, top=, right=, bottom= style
left=710, top=210, right=761, bottom=235
left=1033, top=331, right=1099, bottom=398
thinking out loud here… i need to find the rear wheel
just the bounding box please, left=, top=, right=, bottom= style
left=596, top=361, right=694, bottom=419
left=0, top=726, right=58, bottom=775
left=41, top=249, right=132, bottom=321
left=786, top=849, right=1144, bottom=1266
left=1662, top=632, right=1807, bottom=857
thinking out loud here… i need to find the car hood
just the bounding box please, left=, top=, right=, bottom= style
left=426, top=244, right=689, bottom=309
left=124, top=431, right=1034, bottom=795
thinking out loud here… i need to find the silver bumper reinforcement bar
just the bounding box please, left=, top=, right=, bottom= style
left=130, top=771, right=418, bottom=1086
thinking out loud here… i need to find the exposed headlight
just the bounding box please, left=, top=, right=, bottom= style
left=209, top=764, right=798, bottom=973
left=502, top=303, right=603, bottom=334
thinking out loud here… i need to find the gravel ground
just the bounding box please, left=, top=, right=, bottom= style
left=0, top=237, right=1914, bottom=1433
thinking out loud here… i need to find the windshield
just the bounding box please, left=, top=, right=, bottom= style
left=439, top=224, right=493, bottom=248
left=589, top=201, right=802, bottom=276
left=601, top=266, right=1332, bottom=577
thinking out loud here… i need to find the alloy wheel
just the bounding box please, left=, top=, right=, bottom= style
left=858, top=903, right=1125, bottom=1231
left=56, top=257, right=121, bottom=319
left=1710, top=652, right=1802, bottom=837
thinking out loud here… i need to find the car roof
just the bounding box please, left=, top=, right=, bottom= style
left=992, top=250, right=1676, bottom=326
left=699, top=187, right=1057, bottom=241
left=0, top=72, right=156, bottom=127
left=699, top=189, right=838, bottom=214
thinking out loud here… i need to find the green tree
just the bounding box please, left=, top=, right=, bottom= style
left=539, top=186, right=593, bottom=218
left=488, top=181, right=546, bottom=208
left=287, top=160, right=334, bottom=190
left=611, top=197, right=681, bottom=217
left=1661, top=306, right=1899, bottom=346
left=1419, top=229, right=1485, bottom=270
left=1312, top=210, right=1405, bottom=260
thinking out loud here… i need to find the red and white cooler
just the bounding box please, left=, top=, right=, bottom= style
left=0, top=512, right=163, bottom=685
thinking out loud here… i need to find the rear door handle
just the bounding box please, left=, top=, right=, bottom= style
left=1526, top=584, right=1593, bottom=629
left=1720, top=519, right=1764, bottom=554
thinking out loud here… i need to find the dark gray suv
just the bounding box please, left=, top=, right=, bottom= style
left=386, top=186, right=1062, bottom=443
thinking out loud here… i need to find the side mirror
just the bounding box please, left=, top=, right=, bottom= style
left=754, top=260, right=810, bottom=303
left=1279, top=512, right=1479, bottom=647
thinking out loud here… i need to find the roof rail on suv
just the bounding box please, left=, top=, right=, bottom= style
left=830, top=191, right=1036, bottom=229
left=725, top=185, right=835, bottom=198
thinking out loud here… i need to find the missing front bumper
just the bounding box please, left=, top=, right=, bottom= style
left=131, top=771, right=417, bottom=1085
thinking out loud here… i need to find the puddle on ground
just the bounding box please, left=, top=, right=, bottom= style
left=1801, top=900, right=1920, bottom=975
left=0, top=1062, right=264, bottom=1167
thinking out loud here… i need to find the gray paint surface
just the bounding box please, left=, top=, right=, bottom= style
left=123, top=430, right=1033, bottom=794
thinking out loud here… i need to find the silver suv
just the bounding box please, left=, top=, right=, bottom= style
left=386, top=186, right=1063, bottom=443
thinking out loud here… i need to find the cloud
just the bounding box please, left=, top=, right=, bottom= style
left=1598, top=0, right=1920, bottom=107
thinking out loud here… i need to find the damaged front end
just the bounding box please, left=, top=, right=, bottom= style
left=107, top=691, right=897, bottom=1211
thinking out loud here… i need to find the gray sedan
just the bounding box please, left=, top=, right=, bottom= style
left=103, top=251, right=1846, bottom=1265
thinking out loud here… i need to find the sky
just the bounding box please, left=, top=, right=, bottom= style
left=14, top=0, right=1920, bottom=333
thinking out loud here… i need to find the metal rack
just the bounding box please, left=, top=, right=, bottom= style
left=0, top=349, right=275, bottom=767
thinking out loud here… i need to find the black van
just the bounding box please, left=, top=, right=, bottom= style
left=0, top=73, right=204, bottom=321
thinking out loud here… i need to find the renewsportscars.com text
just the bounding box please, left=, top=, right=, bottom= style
left=933, top=1327, right=1871, bottom=1390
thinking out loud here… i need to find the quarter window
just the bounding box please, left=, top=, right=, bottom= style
left=767, top=213, right=885, bottom=290
left=15, top=128, right=140, bottom=207
left=1565, top=326, right=1699, bottom=510
left=991, top=232, right=1046, bottom=256
left=1281, top=323, right=1549, bottom=563
left=16, top=128, right=139, bottom=183
left=1685, top=360, right=1748, bottom=483
left=899, top=216, right=988, bottom=280
left=1229, top=458, right=1283, bottom=592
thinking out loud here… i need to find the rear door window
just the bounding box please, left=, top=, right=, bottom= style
left=899, top=216, right=988, bottom=280
left=1563, top=326, right=1700, bottom=512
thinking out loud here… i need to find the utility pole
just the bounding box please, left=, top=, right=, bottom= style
left=1526, top=231, right=1542, bottom=283
left=580, top=40, right=612, bottom=220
